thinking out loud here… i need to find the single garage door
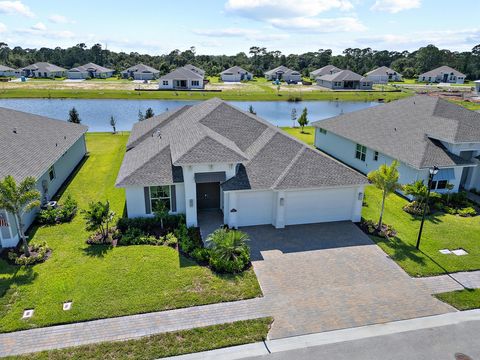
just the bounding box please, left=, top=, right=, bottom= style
left=285, top=187, right=355, bottom=225
left=236, top=191, right=273, bottom=226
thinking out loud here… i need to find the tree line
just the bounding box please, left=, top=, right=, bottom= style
left=1, top=42, right=479, bottom=79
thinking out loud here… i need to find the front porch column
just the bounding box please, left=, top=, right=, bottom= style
left=182, top=166, right=197, bottom=227
left=274, top=191, right=286, bottom=229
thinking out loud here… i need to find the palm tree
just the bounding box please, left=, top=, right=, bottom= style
left=403, top=180, right=428, bottom=211
left=0, top=176, right=41, bottom=257
left=208, top=228, right=250, bottom=263
left=109, top=115, right=117, bottom=134
left=367, top=161, right=401, bottom=230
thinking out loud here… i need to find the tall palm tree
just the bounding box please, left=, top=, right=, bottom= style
left=0, top=176, right=41, bottom=257
left=367, top=161, right=401, bottom=230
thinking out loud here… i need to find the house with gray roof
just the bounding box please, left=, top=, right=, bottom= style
left=158, top=66, right=205, bottom=90
left=121, top=63, right=160, bottom=80
left=21, top=62, right=66, bottom=78
left=317, top=70, right=373, bottom=90
left=313, top=95, right=480, bottom=194
left=365, top=66, right=402, bottom=84
left=0, top=65, right=16, bottom=77
left=310, top=65, right=341, bottom=80
left=220, top=66, right=252, bottom=82
left=67, top=63, right=114, bottom=79
left=0, top=108, right=87, bottom=248
left=264, top=65, right=302, bottom=83
left=418, top=66, right=466, bottom=84
left=475, top=80, right=480, bottom=95
left=116, top=98, right=367, bottom=229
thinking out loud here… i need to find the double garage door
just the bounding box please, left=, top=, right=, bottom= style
left=234, top=187, right=357, bottom=227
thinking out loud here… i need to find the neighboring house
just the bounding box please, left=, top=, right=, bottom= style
left=317, top=70, right=373, bottom=90
left=0, top=65, right=16, bottom=77
left=313, top=95, right=480, bottom=195
left=184, top=64, right=205, bottom=77
left=67, top=63, right=114, bottom=79
left=418, top=66, right=466, bottom=84
left=116, top=98, right=367, bottom=229
left=220, top=66, right=253, bottom=82
left=264, top=66, right=302, bottom=83
left=21, top=62, right=67, bottom=78
left=309, top=65, right=341, bottom=79
left=365, top=66, right=402, bottom=84
left=0, top=108, right=87, bottom=248
left=158, top=66, right=204, bottom=90
left=474, top=80, right=480, bottom=95
left=121, top=63, right=160, bottom=80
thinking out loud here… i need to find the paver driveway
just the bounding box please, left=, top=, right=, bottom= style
left=243, top=221, right=454, bottom=339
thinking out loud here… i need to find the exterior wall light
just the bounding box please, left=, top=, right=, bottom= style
left=279, top=198, right=284, bottom=206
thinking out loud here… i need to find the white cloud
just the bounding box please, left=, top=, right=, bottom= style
left=270, top=17, right=366, bottom=33
left=0, top=22, right=6, bottom=32
left=31, top=22, right=46, bottom=31
left=193, top=27, right=289, bottom=41
left=15, top=27, right=75, bottom=39
left=0, top=1, right=34, bottom=17
left=48, top=14, right=74, bottom=24
left=371, top=0, right=421, bottom=13
left=225, top=0, right=353, bottom=19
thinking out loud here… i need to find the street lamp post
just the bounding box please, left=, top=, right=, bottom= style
left=416, top=165, right=439, bottom=249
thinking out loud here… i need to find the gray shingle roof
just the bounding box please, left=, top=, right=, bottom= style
left=220, top=66, right=250, bottom=75
left=419, top=66, right=465, bottom=78
left=0, top=107, right=87, bottom=183
left=117, top=98, right=367, bottom=190
left=265, top=65, right=300, bottom=76
left=121, top=63, right=160, bottom=74
left=310, top=65, right=341, bottom=77
left=22, top=62, right=66, bottom=72
left=0, top=65, right=15, bottom=71
left=318, top=70, right=368, bottom=82
left=159, top=67, right=203, bottom=80
left=184, top=64, right=205, bottom=76
left=313, top=95, right=480, bottom=169
left=69, top=62, right=113, bottom=73
left=365, top=66, right=400, bottom=76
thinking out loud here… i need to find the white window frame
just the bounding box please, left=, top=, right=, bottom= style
left=191, top=80, right=200, bottom=86
left=355, top=144, right=367, bottom=162
left=319, top=128, right=327, bottom=135
left=373, top=151, right=379, bottom=161
left=149, top=185, right=171, bottom=211
left=48, top=165, right=56, bottom=181
left=162, top=80, right=169, bottom=86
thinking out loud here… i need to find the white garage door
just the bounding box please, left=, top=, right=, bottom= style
left=236, top=191, right=273, bottom=226
left=285, top=188, right=355, bottom=225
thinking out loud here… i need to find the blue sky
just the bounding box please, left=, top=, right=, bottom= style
left=0, top=0, right=479, bottom=55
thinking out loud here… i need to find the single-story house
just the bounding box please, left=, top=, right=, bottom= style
left=317, top=70, right=373, bottom=90
left=365, top=66, right=402, bottom=84
left=264, top=65, right=302, bottom=83
left=310, top=65, right=341, bottom=79
left=184, top=64, right=205, bottom=77
left=474, top=80, right=480, bottom=95
left=116, top=98, right=367, bottom=229
left=418, top=66, right=466, bottom=84
left=158, top=66, right=204, bottom=90
left=0, top=65, right=16, bottom=77
left=121, top=63, right=160, bottom=80
left=67, top=63, right=114, bottom=79
left=313, top=95, right=480, bottom=195
left=0, top=108, right=87, bottom=248
left=220, top=66, right=253, bottom=82
left=21, top=62, right=67, bottom=78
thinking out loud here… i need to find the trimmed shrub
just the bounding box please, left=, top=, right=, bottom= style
left=458, top=207, right=477, bottom=217
left=37, top=194, right=78, bottom=225
left=8, top=242, right=51, bottom=266
left=360, top=219, right=397, bottom=238
left=208, top=228, right=251, bottom=274
left=403, top=201, right=429, bottom=216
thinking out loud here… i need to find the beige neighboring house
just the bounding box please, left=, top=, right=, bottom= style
left=265, top=65, right=302, bottom=83
left=21, top=62, right=66, bottom=78
left=365, top=66, right=402, bottom=84
left=317, top=70, right=373, bottom=90
left=220, top=66, right=253, bottom=82
left=0, top=65, right=16, bottom=77
left=418, top=66, right=466, bottom=84
left=67, top=63, right=114, bottom=79
left=158, top=65, right=205, bottom=90
left=310, top=65, right=341, bottom=79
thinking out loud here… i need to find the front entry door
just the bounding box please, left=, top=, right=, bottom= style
left=196, top=182, right=220, bottom=209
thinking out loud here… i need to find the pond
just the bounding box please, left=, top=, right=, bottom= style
left=0, top=98, right=379, bottom=132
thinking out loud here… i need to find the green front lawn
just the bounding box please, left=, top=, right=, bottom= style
left=0, top=133, right=261, bottom=333
left=435, top=289, right=480, bottom=310
left=5, top=318, right=272, bottom=360
left=363, top=186, right=480, bottom=277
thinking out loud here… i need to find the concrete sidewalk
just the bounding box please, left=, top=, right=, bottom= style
left=414, top=270, right=480, bottom=294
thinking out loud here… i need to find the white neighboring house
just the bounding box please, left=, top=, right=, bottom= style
left=116, top=98, right=367, bottom=229
left=67, top=63, right=114, bottom=79
left=0, top=108, right=87, bottom=248
left=313, top=95, right=480, bottom=195
left=317, top=70, right=373, bottom=90
left=264, top=65, right=302, bottom=83
left=310, top=65, right=341, bottom=79
left=220, top=66, right=253, bottom=82
left=365, top=66, right=402, bottom=84
left=418, top=66, right=466, bottom=84
left=474, top=80, right=480, bottom=95
left=158, top=66, right=204, bottom=90
left=121, top=63, right=160, bottom=80
left=21, top=62, right=67, bottom=78
left=0, top=65, right=16, bottom=77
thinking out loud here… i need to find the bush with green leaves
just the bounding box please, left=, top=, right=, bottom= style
left=360, top=219, right=397, bottom=239
left=207, top=228, right=250, bottom=274
left=8, top=242, right=50, bottom=266
left=458, top=207, right=477, bottom=217
left=82, top=200, right=115, bottom=242
left=37, top=194, right=78, bottom=225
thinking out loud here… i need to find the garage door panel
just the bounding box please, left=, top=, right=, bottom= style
left=236, top=191, right=273, bottom=226
left=285, top=188, right=355, bottom=225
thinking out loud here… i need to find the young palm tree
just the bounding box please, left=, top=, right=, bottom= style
left=208, top=228, right=250, bottom=262
left=403, top=180, right=428, bottom=209
left=367, top=160, right=401, bottom=230
left=0, top=176, right=41, bottom=257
